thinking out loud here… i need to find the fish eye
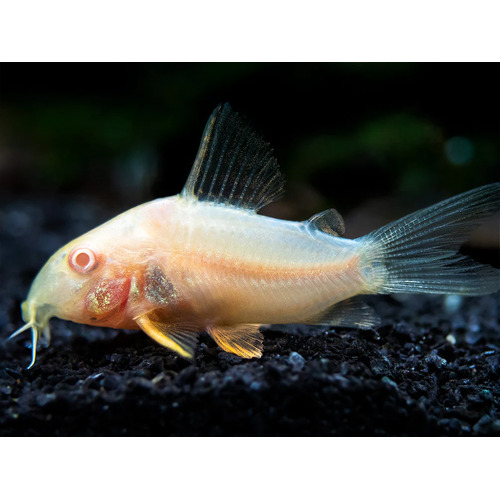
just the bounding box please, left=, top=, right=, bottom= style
left=68, top=247, right=98, bottom=273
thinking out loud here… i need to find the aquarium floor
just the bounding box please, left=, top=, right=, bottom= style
left=1, top=195, right=499, bottom=436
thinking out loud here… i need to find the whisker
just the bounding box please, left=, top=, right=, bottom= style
left=8, top=322, right=33, bottom=341
left=27, top=325, right=39, bottom=370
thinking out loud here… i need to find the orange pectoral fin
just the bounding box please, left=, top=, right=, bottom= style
left=207, top=324, right=263, bottom=359
left=135, top=311, right=198, bottom=359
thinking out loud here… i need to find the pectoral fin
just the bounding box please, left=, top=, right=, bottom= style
left=135, top=311, right=198, bottom=358
left=207, top=324, right=264, bottom=358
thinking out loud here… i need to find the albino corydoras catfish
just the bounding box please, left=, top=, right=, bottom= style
left=10, top=103, right=500, bottom=368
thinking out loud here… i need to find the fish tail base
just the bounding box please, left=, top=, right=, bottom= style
left=359, top=183, right=500, bottom=296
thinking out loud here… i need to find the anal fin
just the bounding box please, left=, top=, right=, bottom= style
left=207, top=324, right=263, bottom=358
left=310, top=297, right=380, bottom=329
left=135, top=311, right=198, bottom=358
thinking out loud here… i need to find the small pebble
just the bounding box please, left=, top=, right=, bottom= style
left=444, top=295, right=463, bottom=314
left=1, top=385, right=12, bottom=395
left=36, top=392, right=56, bottom=407
left=381, top=376, right=398, bottom=389
left=288, top=351, right=305, bottom=370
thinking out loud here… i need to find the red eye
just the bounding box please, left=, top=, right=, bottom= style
left=69, top=247, right=98, bottom=273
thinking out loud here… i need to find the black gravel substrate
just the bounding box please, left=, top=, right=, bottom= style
left=1, top=194, right=499, bottom=436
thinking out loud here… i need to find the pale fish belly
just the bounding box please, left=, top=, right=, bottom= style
left=161, top=200, right=367, bottom=325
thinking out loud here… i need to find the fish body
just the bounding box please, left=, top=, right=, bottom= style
left=10, top=103, right=500, bottom=367
left=140, top=198, right=365, bottom=325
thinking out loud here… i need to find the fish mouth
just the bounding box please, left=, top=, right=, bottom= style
left=8, top=301, right=53, bottom=369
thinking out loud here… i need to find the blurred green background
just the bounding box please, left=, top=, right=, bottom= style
left=0, top=63, right=498, bottom=241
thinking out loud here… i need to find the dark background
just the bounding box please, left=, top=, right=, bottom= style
left=1, top=63, right=498, bottom=231
left=0, top=63, right=499, bottom=436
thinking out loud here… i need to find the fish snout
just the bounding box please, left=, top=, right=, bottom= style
left=21, top=299, right=54, bottom=330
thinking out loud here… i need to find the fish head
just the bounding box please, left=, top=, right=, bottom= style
left=12, top=225, right=136, bottom=368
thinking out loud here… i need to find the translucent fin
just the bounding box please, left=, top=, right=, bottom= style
left=135, top=311, right=198, bottom=358
left=207, top=324, right=263, bottom=358
left=310, top=297, right=380, bottom=329
left=181, top=103, right=285, bottom=211
left=361, top=183, right=500, bottom=295
left=307, top=208, right=345, bottom=237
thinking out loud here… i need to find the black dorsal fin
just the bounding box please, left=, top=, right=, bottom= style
left=307, top=208, right=345, bottom=237
left=181, top=103, right=285, bottom=211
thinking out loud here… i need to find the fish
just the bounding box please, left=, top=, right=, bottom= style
left=9, top=103, right=500, bottom=368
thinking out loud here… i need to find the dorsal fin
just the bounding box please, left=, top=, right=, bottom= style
left=307, top=208, right=345, bottom=237
left=181, top=103, right=285, bottom=211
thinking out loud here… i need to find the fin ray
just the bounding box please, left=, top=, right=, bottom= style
left=362, top=183, right=500, bottom=295
left=207, top=324, right=263, bottom=358
left=135, top=311, right=198, bottom=358
left=309, top=297, right=380, bottom=329
left=181, top=103, right=285, bottom=211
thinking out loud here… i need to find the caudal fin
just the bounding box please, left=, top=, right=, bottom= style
left=361, top=183, right=500, bottom=295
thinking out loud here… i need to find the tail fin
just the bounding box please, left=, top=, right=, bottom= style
left=360, top=183, right=500, bottom=295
